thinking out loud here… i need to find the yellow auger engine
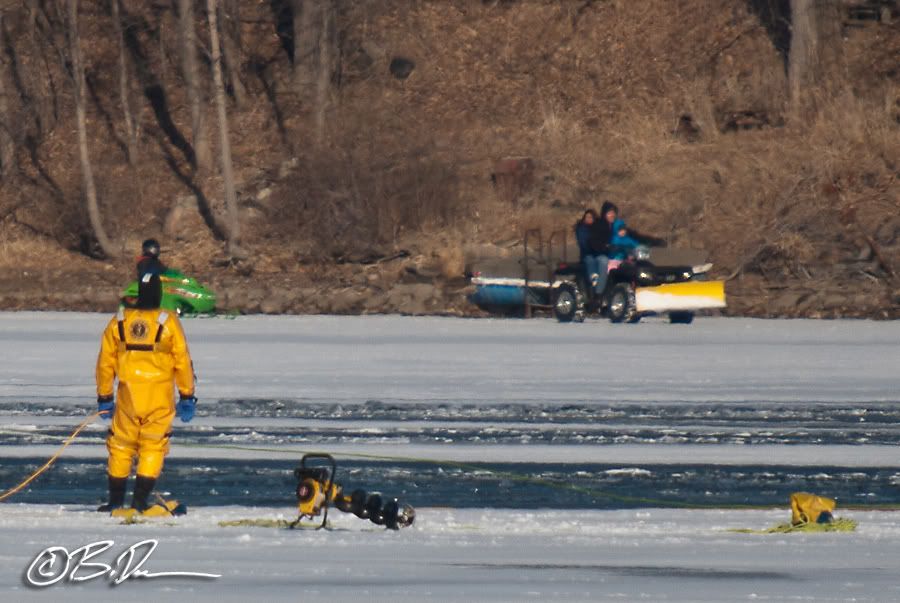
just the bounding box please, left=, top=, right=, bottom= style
left=292, top=453, right=415, bottom=530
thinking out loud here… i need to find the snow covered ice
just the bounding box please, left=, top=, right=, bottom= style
left=1, top=313, right=900, bottom=601
left=4, top=505, right=900, bottom=602
left=2, top=313, right=899, bottom=405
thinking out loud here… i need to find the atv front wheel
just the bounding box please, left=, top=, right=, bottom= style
left=669, top=311, right=694, bottom=324
left=608, top=283, right=639, bottom=324
left=553, top=283, right=579, bottom=323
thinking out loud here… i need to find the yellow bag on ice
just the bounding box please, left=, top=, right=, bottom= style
left=790, top=492, right=836, bottom=525
left=730, top=493, right=854, bottom=534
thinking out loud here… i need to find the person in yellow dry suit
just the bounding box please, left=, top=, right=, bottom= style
left=95, top=272, right=196, bottom=514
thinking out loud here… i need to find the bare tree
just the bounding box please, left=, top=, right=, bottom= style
left=789, top=0, right=845, bottom=119
left=0, top=10, right=15, bottom=179
left=219, top=0, right=246, bottom=108
left=110, top=0, right=138, bottom=164
left=159, top=6, right=168, bottom=81
left=24, top=0, right=57, bottom=138
left=178, top=0, right=210, bottom=172
left=314, top=1, right=335, bottom=145
left=67, top=0, right=116, bottom=257
left=292, top=0, right=317, bottom=98
left=207, top=0, right=242, bottom=257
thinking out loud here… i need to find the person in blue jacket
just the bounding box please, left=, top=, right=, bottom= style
left=610, top=217, right=642, bottom=259
left=605, top=204, right=667, bottom=259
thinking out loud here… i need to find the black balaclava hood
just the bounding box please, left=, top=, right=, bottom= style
left=136, top=272, right=162, bottom=309
left=142, top=238, right=161, bottom=259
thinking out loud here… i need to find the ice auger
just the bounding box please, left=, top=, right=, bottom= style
left=291, top=453, right=415, bottom=530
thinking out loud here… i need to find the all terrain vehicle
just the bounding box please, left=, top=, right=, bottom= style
left=468, top=229, right=725, bottom=324
left=551, top=246, right=724, bottom=324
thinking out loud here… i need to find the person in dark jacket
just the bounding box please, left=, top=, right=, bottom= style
left=575, top=209, right=598, bottom=259
left=597, top=200, right=618, bottom=242
left=574, top=207, right=611, bottom=295
left=136, top=239, right=167, bottom=279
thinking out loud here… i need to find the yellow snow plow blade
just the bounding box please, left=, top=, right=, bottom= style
left=635, top=281, right=726, bottom=313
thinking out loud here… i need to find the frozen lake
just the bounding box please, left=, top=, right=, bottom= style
left=1, top=313, right=899, bottom=600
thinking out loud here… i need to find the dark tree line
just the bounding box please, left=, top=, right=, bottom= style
left=0, top=1, right=847, bottom=259
left=0, top=0, right=338, bottom=259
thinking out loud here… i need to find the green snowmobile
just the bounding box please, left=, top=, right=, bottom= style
left=121, top=269, right=217, bottom=315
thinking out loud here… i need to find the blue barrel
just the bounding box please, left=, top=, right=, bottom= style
left=469, top=283, right=527, bottom=307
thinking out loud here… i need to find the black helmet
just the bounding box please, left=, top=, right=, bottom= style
left=141, top=238, right=161, bottom=259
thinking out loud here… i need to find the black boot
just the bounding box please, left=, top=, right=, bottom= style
left=131, top=475, right=156, bottom=512
left=97, top=475, right=127, bottom=512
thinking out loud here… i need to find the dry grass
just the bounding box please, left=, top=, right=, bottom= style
left=265, top=109, right=465, bottom=260
left=520, top=72, right=898, bottom=292
left=0, top=0, right=897, bottom=315
left=0, top=224, right=91, bottom=271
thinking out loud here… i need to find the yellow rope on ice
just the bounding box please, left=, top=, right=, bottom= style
left=217, top=518, right=332, bottom=529
left=0, top=412, right=101, bottom=503
left=219, top=518, right=295, bottom=528
left=729, top=517, right=858, bottom=534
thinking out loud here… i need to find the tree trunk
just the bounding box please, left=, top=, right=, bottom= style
left=67, top=0, right=116, bottom=257
left=293, top=0, right=318, bottom=99
left=220, top=0, right=246, bottom=108
left=789, top=0, right=845, bottom=120
left=178, top=0, right=210, bottom=172
left=25, top=0, right=55, bottom=137
left=314, top=1, right=334, bottom=145
left=0, top=12, right=15, bottom=179
left=207, top=0, right=241, bottom=257
left=159, top=7, right=167, bottom=81
left=111, top=0, right=138, bottom=164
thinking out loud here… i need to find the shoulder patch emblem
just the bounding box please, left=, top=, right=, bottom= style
left=129, top=319, right=149, bottom=341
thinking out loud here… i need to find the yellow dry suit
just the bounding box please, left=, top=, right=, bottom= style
left=96, top=307, right=194, bottom=479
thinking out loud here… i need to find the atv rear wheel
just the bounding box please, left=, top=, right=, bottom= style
left=553, top=283, right=579, bottom=323
left=608, top=283, right=639, bottom=324
left=669, top=311, right=694, bottom=324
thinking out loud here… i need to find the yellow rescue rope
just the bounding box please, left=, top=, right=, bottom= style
left=729, top=517, right=858, bottom=534
left=0, top=412, right=101, bottom=503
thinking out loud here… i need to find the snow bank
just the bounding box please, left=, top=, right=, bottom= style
left=1, top=505, right=899, bottom=602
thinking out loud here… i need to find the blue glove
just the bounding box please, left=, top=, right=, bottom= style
left=97, top=395, right=115, bottom=421
left=176, top=395, right=197, bottom=423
